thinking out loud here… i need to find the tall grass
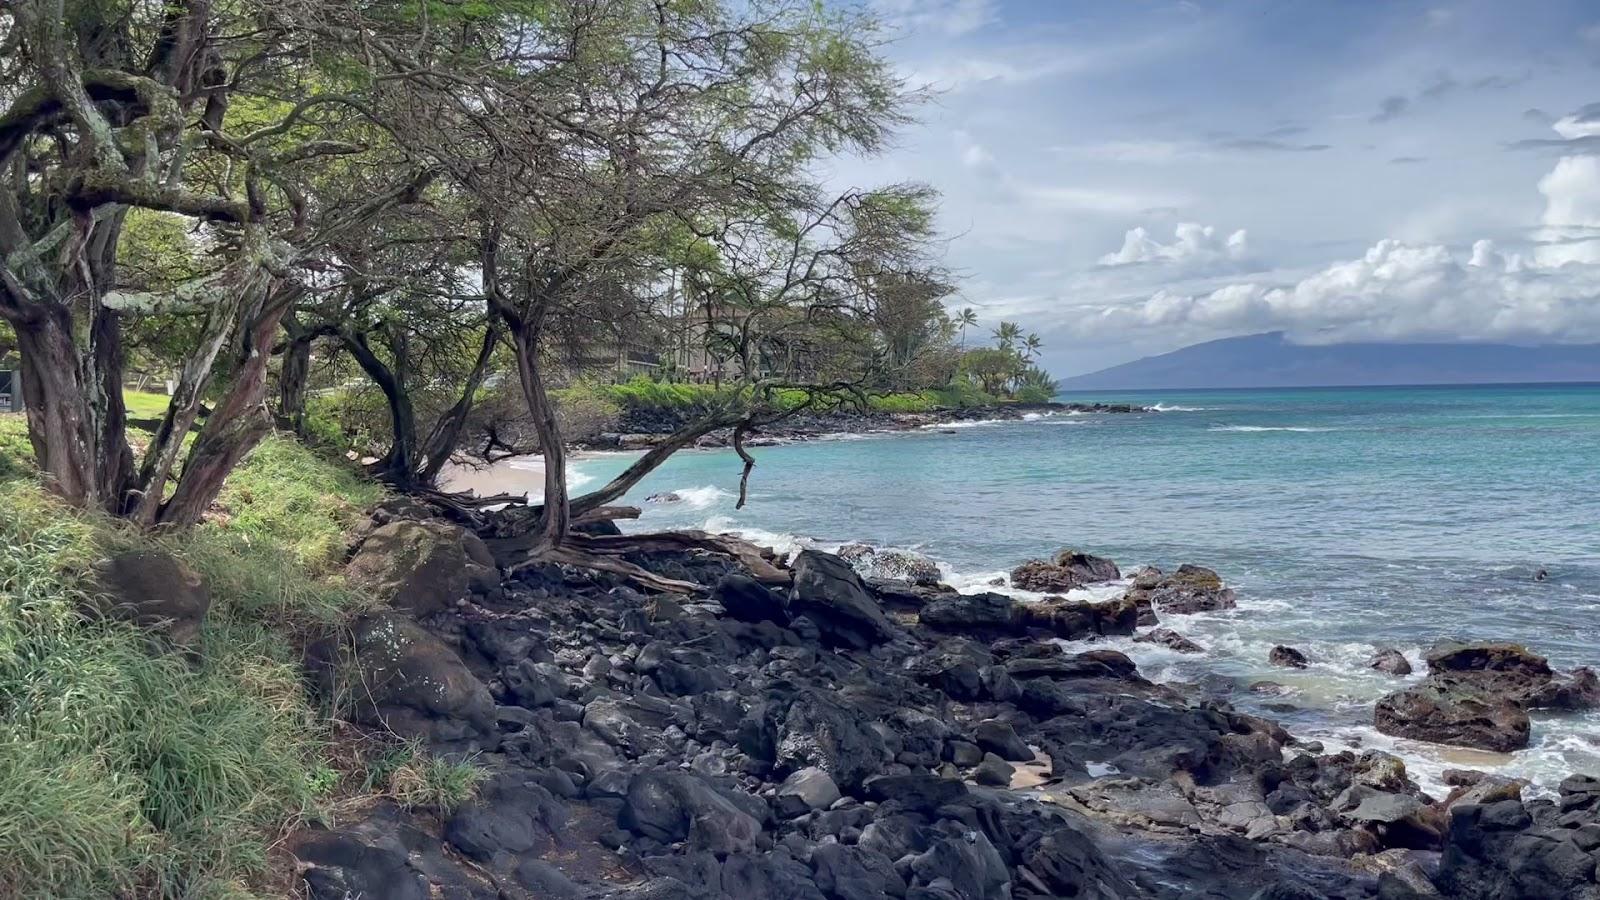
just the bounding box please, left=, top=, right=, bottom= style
left=0, top=427, right=391, bottom=898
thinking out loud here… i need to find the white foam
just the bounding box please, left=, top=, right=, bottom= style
left=658, top=485, right=733, bottom=509
left=1149, top=403, right=1214, bottom=412
left=1209, top=425, right=1337, bottom=433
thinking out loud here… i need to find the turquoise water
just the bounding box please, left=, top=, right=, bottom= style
left=511, top=385, right=1600, bottom=792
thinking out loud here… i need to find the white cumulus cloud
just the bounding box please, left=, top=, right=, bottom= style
left=1099, top=223, right=1250, bottom=268
left=1536, top=155, right=1600, bottom=266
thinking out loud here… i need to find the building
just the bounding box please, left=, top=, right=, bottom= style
left=0, top=368, right=21, bottom=413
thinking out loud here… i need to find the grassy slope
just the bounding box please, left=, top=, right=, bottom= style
left=0, top=416, right=462, bottom=899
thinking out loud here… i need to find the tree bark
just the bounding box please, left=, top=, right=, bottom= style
left=339, top=328, right=418, bottom=488
left=417, top=321, right=500, bottom=485
left=567, top=410, right=743, bottom=518
left=277, top=319, right=316, bottom=434
left=508, top=322, right=570, bottom=549
left=155, top=287, right=298, bottom=526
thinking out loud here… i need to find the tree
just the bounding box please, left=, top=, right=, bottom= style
left=992, top=320, right=1022, bottom=350
left=1023, top=332, right=1043, bottom=361
left=0, top=0, right=456, bottom=524
left=955, top=307, right=979, bottom=349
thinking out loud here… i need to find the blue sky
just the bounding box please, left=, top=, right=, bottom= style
left=833, top=0, right=1600, bottom=374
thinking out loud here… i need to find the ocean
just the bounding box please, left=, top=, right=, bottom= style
left=486, top=384, right=1600, bottom=795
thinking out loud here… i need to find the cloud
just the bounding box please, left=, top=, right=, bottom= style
left=1068, top=155, right=1600, bottom=345
left=1079, top=238, right=1600, bottom=344
left=1535, top=155, right=1600, bottom=265
left=1054, top=133, right=1329, bottom=164
left=1554, top=103, right=1600, bottom=140
left=873, top=0, right=997, bottom=36
left=1214, top=138, right=1331, bottom=153
left=1099, top=223, right=1250, bottom=268
left=1390, top=156, right=1428, bottom=164
left=1371, top=96, right=1411, bottom=124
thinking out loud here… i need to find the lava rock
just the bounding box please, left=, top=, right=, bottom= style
left=1134, top=627, right=1205, bottom=653
left=789, top=550, right=898, bottom=649
left=1269, top=646, right=1310, bottom=669
left=1371, top=649, right=1414, bottom=677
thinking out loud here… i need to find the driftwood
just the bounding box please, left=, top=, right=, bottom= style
left=491, top=528, right=792, bottom=594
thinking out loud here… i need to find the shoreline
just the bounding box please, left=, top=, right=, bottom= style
left=296, top=506, right=1600, bottom=898
left=579, top=399, right=1150, bottom=451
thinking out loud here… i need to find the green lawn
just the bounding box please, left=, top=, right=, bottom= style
left=124, top=389, right=172, bottom=418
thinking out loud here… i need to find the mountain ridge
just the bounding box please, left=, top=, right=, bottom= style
left=1057, top=332, right=1600, bottom=390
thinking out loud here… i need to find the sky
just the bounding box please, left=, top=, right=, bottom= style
left=830, top=0, right=1600, bottom=375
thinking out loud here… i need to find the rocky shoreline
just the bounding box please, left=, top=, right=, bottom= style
left=253, top=506, right=1600, bottom=899
left=581, top=401, right=1148, bottom=452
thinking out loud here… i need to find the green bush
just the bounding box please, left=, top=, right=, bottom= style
left=0, top=414, right=33, bottom=482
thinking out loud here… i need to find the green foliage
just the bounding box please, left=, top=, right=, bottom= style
left=214, top=435, right=384, bottom=573
left=0, top=482, right=327, bottom=899
left=123, top=389, right=173, bottom=420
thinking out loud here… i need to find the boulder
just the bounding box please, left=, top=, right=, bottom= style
left=972, top=753, right=1015, bottom=787
left=810, top=844, right=907, bottom=900
left=1269, top=645, right=1310, bottom=669
left=1010, top=559, right=1079, bottom=593
left=311, top=612, right=496, bottom=752
left=346, top=520, right=481, bottom=617
left=775, top=767, right=841, bottom=818
left=863, top=774, right=969, bottom=812
left=1371, top=649, right=1413, bottom=676
left=715, top=574, right=790, bottom=625
left=789, top=550, right=897, bottom=648
left=620, top=772, right=763, bottom=855
left=918, top=592, right=1022, bottom=636
left=90, top=550, right=211, bottom=651
left=1134, top=627, right=1204, bottom=653
left=776, top=692, right=887, bottom=791
left=1437, top=797, right=1600, bottom=899
left=291, top=827, right=429, bottom=900
left=1128, top=564, right=1238, bottom=616
left=1375, top=640, right=1599, bottom=752
left=1052, top=549, right=1122, bottom=583
left=1374, top=683, right=1530, bottom=753
left=838, top=543, right=943, bottom=587
left=1025, top=594, right=1141, bottom=640
left=974, top=720, right=1033, bottom=762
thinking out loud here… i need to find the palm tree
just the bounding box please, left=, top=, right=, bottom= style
left=1022, top=333, right=1042, bottom=361
left=992, top=321, right=1022, bottom=349
left=955, top=307, right=979, bottom=348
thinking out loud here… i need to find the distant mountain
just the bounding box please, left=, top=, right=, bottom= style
left=1058, top=332, right=1600, bottom=390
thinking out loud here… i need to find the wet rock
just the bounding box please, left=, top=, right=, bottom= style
left=1010, top=549, right=1121, bottom=592
left=1371, top=649, right=1414, bottom=676
left=919, top=591, right=1022, bottom=636
left=838, top=543, right=943, bottom=587
left=1129, top=563, right=1239, bottom=616
left=1270, top=645, right=1310, bottom=669
left=309, top=612, right=496, bottom=752
left=1376, top=683, right=1530, bottom=752
left=1375, top=640, right=1598, bottom=752
left=715, top=574, right=790, bottom=625
left=905, top=641, right=991, bottom=701
left=1025, top=594, right=1141, bottom=640
left=90, top=550, right=211, bottom=651
left=789, top=550, right=898, bottom=648
left=1134, top=627, right=1205, bottom=653
left=1010, top=558, right=1080, bottom=593
left=346, top=520, right=480, bottom=617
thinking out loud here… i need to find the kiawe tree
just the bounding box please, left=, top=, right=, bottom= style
left=0, top=0, right=440, bottom=524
